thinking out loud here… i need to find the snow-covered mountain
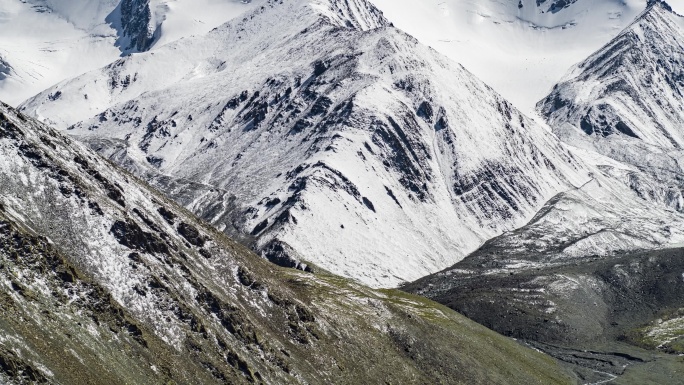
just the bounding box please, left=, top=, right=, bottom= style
left=4, top=0, right=675, bottom=114
left=449, top=1, right=684, bottom=268
left=20, top=0, right=594, bottom=288
left=0, top=101, right=576, bottom=384
left=0, top=0, right=119, bottom=105
left=1, top=0, right=667, bottom=114
left=539, top=1, right=684, bottom=180
left=6, top=0, right=684, bottom=382
left=533, top=1, right=684, bottom=262
left=368, top=0, right=650, bottom=113
left=0, top=0, right=265, bottom=105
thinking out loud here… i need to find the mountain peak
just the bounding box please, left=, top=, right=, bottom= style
left=647, top=0, right=674, bottom=12
left=308, top=0, right=390, bottom=30
left=538, top=0, right=684, bottom=151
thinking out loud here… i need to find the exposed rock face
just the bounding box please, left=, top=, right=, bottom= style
left=524, top=0, right=579, bottom=13
left=546, top=0, right=579, bottom=13
left=0, top=57, right=11, bottom=81
left=120, top=0, right=156, bottom=52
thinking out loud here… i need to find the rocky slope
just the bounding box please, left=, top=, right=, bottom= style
left=0, top=101, right=578, bottom=384
left=404, top=242, right=684, bottom=384
left=20, top=0, right=591, bottom=288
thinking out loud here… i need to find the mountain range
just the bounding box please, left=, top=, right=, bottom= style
left=1, top=0, right=684, bottom=383
left=19, top=0, right=597, bottom=288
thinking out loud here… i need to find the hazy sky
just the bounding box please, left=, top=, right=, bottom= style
left=669, top=0, right=684, bottom=13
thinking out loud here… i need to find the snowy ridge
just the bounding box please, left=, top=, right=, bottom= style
left=21, top=0, right=379, bottom=130
left=463, top=174, right=684, bottom=266
left=21, top=0, right=591, bottom=287
left=408, top=139, right=684, bottom=280
left=0, top=0, right=266, bottom=105
left=539, top=1, right=684, bottom=152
